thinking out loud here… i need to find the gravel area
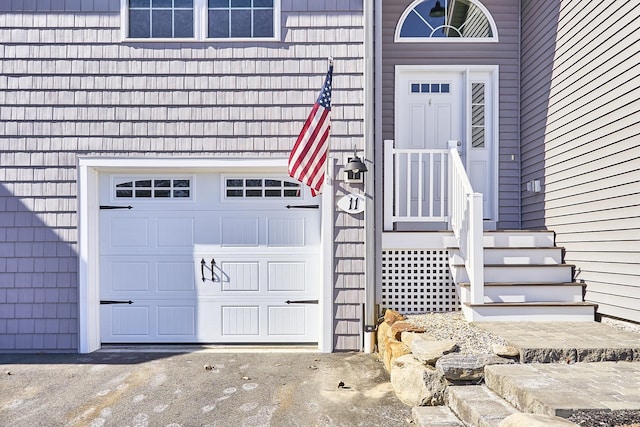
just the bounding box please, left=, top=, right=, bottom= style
left=568, top=410, right=640, bottom=427
left=405, top=310, right=508, bottom=355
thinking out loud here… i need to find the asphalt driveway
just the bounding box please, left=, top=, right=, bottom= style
left=0, top=350, right=410, bottom=427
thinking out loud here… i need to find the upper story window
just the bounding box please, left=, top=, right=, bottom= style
left=208, top=0, right=274, bottom=38
left=122, top=0, right=279, bottom=41
left=396, top=0, right=498, bottom=42
left=128, top=0, right=194, bottom=38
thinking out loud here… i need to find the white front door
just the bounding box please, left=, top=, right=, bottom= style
left=396, top=67, right=497, bottom=222
left=98, top=172, right=321, bottom=344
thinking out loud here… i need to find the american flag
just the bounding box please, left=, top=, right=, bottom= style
left=288, top=63, right=333, bottom=197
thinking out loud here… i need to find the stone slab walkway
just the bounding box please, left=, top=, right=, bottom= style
left=485, top=362, right=640, bottom=417
left=476, top=321, right=640, bottom=363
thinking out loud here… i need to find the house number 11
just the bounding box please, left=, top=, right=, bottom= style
left=337, top=193, right=366, bottom=214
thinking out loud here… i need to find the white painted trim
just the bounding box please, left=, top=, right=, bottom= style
left=77, top=163, right=101, bottom=353
left=77, top=156, right=330, bottom=353
left=375, top=0, right=384, bottom=310
left=364, top=0, right=375, bottom=353
left=320, top=158, right=336, bottom=353
left=382, top=231, right=457, bottom=249
left=394, top=0, right=499, bottom=43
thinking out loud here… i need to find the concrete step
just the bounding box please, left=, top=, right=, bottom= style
left=457, top=282, right=585, bottom=304
left=412, top=406, right=464, bottom=426
left=449, top=247, right=564, bottom=265
left=447, top=385, right=519, bottom=427
left=461, top=301, right=596, bottom=322
left=452, top=264, right=574, bottom=283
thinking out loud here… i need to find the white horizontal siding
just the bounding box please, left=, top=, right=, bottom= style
left=520, top=0, right=640, bottom=322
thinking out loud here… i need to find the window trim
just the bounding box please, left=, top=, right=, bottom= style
left=121, top=0, right=281, bottom=42
left=394, top=0, right=498, bottom=43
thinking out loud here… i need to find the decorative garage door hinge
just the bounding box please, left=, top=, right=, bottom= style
left=100, top=300, right=133, bottom=305
left=285, top=299, right=319, bottom=304
left=100, top=205, right=133, bottom=210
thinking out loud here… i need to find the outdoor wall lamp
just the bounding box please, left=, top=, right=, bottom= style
left=345, top=149, right=368, bottom=183
left=430, top=0, right=445, bottom=17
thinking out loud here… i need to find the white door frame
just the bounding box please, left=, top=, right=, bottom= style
left=395, top=65, right=499, bottom=223
left=77, top=156, right=333, bottom=353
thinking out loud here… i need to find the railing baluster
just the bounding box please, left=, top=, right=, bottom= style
left=394, top=147, right=400, bottom=223
left=418, top=152, right=423, bottom=218
left=428, top=151, right=434, bottom=217
left=406, top=153, right=412, bottom=217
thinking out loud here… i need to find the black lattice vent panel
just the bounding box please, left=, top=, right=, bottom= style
left=381, top=249, right=459, bottom=314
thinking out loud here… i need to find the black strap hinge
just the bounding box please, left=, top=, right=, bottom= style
left=100, top=205, right=133, bottom=210
left=285, top=205, right=319, bottom=209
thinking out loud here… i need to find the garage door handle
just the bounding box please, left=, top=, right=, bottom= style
left=100, top=300, right=133, bottom=305
left=285, top=299, right=319, bottom=304
left=201, top=258, right=218, bottom=282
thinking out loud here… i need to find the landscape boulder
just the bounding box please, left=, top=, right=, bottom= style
left=493, top=344, right=520, bottom=359
left=384, top=340, right=412, bottom=372
left=390, top=354, right=448, bottom=407
left=383, top=309, right=406, bottom=325
left=436, top=353, right=514, bottom=382
left=377, top=321, right=392, bottom=360
left=409, top=338, right=458, bottom=365
left=388, top=321, right=426, bottom=341
left=400, top=331, right=436, bottom=348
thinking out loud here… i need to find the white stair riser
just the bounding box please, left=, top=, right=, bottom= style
left=458, top=285, right=583, bottom=304
left=453, top=266, right=572, bottom=283
left=483, top=232, right=555, bottom=248
left=484, top=249, right=563, bottom=265
left=461, top=304, right=595, bottom=322
left=449, top=249, right=563, bottom=265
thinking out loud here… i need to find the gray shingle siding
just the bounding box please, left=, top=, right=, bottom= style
left=1, top=1, right=365, bottom=351
left=520, top=0, right=640, bottom=322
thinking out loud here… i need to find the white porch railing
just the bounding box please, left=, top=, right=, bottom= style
left=383, top=139, right=449, bottom=230
left=447, top=140, right=484, bottom=305
left=383, top=139, right=484, bottom=305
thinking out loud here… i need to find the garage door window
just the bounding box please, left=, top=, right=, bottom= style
left=115, top=178, right=192, bottom=199
left=225, top=178, right=301, bottom=199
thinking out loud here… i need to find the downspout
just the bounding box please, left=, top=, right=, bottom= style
left=363, top=0, right=376, bottom=353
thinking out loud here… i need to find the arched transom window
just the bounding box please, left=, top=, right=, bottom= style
left=395, top=0, right=498, bottom=42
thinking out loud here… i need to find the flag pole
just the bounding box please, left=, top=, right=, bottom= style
left=325, top=57, right=334, bottom=184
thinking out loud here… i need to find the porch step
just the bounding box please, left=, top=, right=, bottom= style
left=449, top=247, right=564, bottom=265
left=452, top=264, right=574, bottom=283
left=457, top=282, right=585, bottom=303
left=482, top=231, right=555, bottom=248
left=446, top=385, right=518, bottom=427
left=461, top=301, right=596, bottom=322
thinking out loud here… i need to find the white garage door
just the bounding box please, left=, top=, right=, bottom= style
left=99, top=172, right=321, bottom=344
